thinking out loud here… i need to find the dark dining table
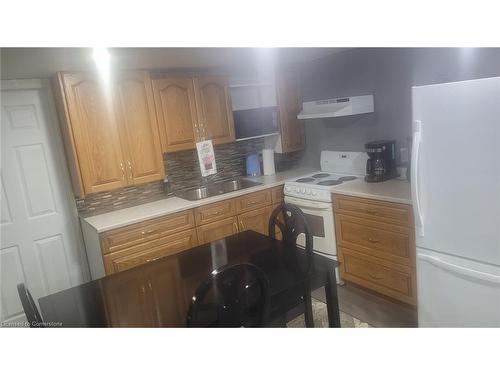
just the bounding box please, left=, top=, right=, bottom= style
left=38, top=230, right=341, bottom=327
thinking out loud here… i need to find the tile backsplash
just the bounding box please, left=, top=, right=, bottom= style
left=76, top=138, right=302, bottom=217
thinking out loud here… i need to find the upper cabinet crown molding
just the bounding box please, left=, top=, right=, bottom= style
left=53, top=70, right=164, bottom=197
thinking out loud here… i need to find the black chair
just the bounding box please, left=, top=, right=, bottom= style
left=186, top=263, right=270, bottom=328
left=17, top=283, right=44, bottom=327
left=268, top=203, right=313, bottom=256
left=268, top=203, right=315, bottom=327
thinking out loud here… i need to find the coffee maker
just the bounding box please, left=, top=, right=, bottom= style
left=364, top=140, right=397, bottom=182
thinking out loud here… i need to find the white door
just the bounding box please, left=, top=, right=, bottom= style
left=1, top=80, right=89, bottom=325
left=411, top=77, right=500, bottom=266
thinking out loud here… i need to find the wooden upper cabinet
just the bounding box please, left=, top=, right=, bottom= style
left=56, top=72, right=127, bottom=195
left=54, top=71, right=165, bottom=197
left=276, top=65, right=305, bottom=153
left=152, top=77, right=199, bottom=152
left=113, top=71, right=164, bottom=185
left=194, top=76, right=235, bottom=145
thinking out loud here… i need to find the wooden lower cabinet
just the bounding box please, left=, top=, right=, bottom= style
left=104, top=258, right=186, bottom=327
left=237, top=206, right=272, bottom=236
left=145, top=259, right=187, bottom=327
left=98, top=186, right=285, bottom=275
left=103, top=269, right=156, bottom=327
left=339, top=247, right=417, bottom=305
left=333, top=193, right=416, bottom=305
left=103, top=229, right=198, bottom=274
left=196, top=216, right=239, bottom=245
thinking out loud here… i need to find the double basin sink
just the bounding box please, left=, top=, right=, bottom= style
left=174, top=179, right=263, bottom=201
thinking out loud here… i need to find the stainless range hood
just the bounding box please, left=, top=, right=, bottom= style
left=297, top=95, right=374, bottom=120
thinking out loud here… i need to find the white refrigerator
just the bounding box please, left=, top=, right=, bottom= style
left=412, top=76, right=500, bottom=327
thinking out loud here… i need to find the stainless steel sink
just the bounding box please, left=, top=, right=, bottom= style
left=174, top=179, right=263, bottom=201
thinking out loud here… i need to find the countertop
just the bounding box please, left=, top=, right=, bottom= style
left=81, top=167, right=316, bottom=233
left=331, top=177, right=412, bottom=205
left=81, top=167, right=412, bottom=233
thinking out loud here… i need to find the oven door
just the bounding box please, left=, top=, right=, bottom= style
left=283, top=195, right=337, bottom=257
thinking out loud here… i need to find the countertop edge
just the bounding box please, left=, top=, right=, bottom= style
left=331, top=190, right=412, bottom=205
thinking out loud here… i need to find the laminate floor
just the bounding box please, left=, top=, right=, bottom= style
left=312, top=283, right=418, bottom=328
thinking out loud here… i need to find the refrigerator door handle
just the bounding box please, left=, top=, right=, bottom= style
left=418, top=253, right=500, bottom=284
left=412, top=120, right=424, bottom=236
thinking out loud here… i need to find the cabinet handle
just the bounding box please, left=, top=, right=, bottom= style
left=146, top=257, right=160, bottom=263
left=120, top=162, right=125, bottom=180
left=148, top=280, right=153, bottom=291
left=127, top=160, right=133, bottom=180
left=365, top=209, right=378, bottom=215
left=233, top=221, right=239, bottom=232
left=239, top=220, right=244, bottom=230
left=141, top=229, right=157, bottom=236
left=367, top=237, right=380, bottom=243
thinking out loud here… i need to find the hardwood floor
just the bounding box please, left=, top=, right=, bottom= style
left=312, top=283, right=418, bottom=328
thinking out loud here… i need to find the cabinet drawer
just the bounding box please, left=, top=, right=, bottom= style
left=333, top=194, right=413, bottom=227
left=104, top=229, right=198, bottom=274
left=271, top=185, right=284, bottom=204
left=196, top=217, right=239, bottom=245
left=100, top=210, right=195, bottom=255
left=236, top=189, right=272, bottom=214
left=339, top=247, right=416, bottom=305
left=194, top=199, right=237, bottom=226
left=335, top=214, right=414, bottom=266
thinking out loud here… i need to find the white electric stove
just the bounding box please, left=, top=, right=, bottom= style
left=283, top=151, right=368, bottom=283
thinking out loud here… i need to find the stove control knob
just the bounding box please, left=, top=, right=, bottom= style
left=295, top=187, right=300, bottom=193
left=300, top=188, right=306, bottom=193
left=285, top=186, right=291, bottom=192
left=312, top=191, right=317, bottom=196
left=306, top=189, right=311, bottom=195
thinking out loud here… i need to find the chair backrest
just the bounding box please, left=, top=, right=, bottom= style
left=17, top=283, right=43, bottom=327
left=186, top=263, right=270, bottom=328
left=268, top=203, right=313, bottom=255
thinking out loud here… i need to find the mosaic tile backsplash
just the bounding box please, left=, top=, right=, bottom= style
left=76, top=138, right=303, bottom=217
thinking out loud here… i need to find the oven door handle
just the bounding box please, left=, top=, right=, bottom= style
left=284, top=196, right=332, bottom=210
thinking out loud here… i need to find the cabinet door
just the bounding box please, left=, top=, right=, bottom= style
left=59, top=72, right=127, bottom=194
left=237, top=206, right=272, bottom=236
left=113, top=71, right=165, bottom=185
left=103, top=270, right=155, bottom=327
left=146, top=258, right=187, bottom=327
left=196, top=216, right=239, bottom=245
left=276, top=66, right=305, bottom=153
left=152, top=78, right=199, bottom=152
left=194, top=76, right=235, bottom=145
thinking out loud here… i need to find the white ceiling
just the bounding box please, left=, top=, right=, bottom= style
left=0, top=48, right=347, bottom=79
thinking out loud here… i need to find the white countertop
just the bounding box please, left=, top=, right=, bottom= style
left=82, top=167, right=412, bottom=233
left=331, top=177, right=412, bottom=205
left=81, top=167, right=316, bottom=233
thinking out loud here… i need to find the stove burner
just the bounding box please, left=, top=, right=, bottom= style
left=296, top=177, right=315, bottom=183
left=338, top=176, right=357, bottom=182
left=317, top=179, right=343, bottom=186
left=312, top=173, right=330, bottom=178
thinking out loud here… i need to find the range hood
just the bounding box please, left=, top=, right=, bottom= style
left=297, top=95, right=374, bottom=120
